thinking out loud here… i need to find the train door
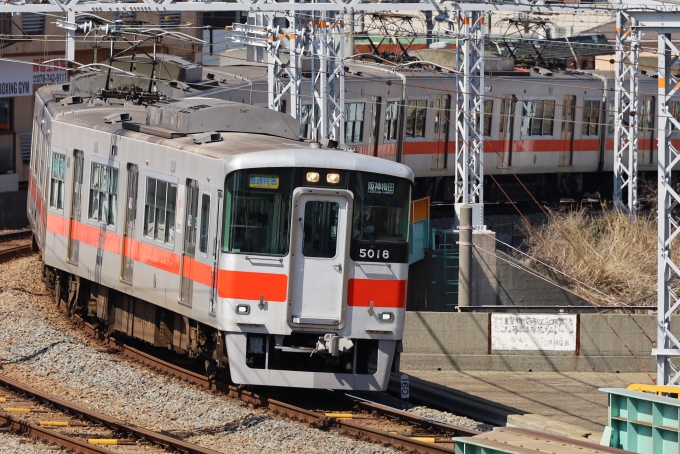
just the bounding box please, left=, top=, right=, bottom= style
left=209, top=190, right=223, bottom=315
left=498, top=95, right=516, bottom=167
left=639, top=96, right=655, bottom=164
left=120, top=163, right=138, bottom=283
left=433, top=94, right=450, bottom=169
left=560, top=95, right=576, bottom=166
left=180, top=179, right=199, bottom=304
left=67, top=150, right=84, bottom=265
left=290, top=189, right=351, bottom=326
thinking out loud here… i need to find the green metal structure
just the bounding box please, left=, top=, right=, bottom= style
left=601, top=387, right=680, bottom=453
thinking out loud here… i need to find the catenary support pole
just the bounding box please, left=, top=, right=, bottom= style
left=655, top=32, right=680, bottom=386
left=613, top=11, right=640, bottom=218
left=458, top=204, right=472, bottom=308
left=66, top=10, right=76, bottom=62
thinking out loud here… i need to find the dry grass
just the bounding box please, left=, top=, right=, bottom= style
left=520, top=205, right=658, bottom=307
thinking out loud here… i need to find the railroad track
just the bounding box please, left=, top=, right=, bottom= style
left=0, top=373, right=222, bottom=454
left=74, top=319, right=478, bottom=454
left=0, top=229, right=33, bottom=261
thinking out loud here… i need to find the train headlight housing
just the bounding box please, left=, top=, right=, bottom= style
left=379, top=312, right=394, bottom=322
left=326, top=173, right=340, bottom=184
left=306, top=172, right=320, bottom=183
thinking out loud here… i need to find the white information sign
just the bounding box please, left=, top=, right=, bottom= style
left=0, top=58, right=68, bottom=98
left=491, top=314, right=577, bottom=351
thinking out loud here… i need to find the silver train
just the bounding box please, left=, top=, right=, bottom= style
left=27, top=71, right=412, bottom=390
left=204, top=58, right=670, bottom=202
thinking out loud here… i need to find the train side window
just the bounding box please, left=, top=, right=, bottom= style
left=670, top=101, right=680, bottom=130
left=144, top=176, right=177, bottom=245
left=581, top=100, right=601, bottom=137
left=345, top=102, right=365, bottom=143
left=384, top=101, right=400, bottom=141
left=199, top=193, right=211, bottom=255
left=607, top=100, right=615, bottom=136
left=521, top=100, right=554, bottom=137
left=88, top=162, right=119, bottom=226
left=405, top=99, right=426, bottom=138
left=49, top=152, right=66, bottom=209
left=639, top=96, right=655, bottom=133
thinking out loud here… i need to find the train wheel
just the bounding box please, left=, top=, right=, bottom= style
left=205, top=359, right=218, bottom=381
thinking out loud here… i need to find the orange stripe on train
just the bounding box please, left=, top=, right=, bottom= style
left=217, top=270, right=287, bottom=302
left=347, top=278, right=406, bottom=308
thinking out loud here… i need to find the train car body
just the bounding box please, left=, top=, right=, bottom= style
left=28, top=76, right=413, bottom=390
left=204, top=59, right=671, bottom=202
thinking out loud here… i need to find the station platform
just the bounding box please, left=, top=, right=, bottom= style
left=401, top=370, right=652, bottom=437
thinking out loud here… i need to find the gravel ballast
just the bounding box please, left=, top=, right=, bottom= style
left=0, top=255, right=400, bottom=454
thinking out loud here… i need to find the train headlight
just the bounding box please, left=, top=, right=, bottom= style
left=379, top=312, right=394, bottom=322
left=326, top=173, right=340, bottom=184
left=236, top=304, right=250, bottom=315
left=306, top=172, right=320, bottom=183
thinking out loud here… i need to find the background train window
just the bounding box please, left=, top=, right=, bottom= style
left=581, top=100, right=601, bottom=137
left=405, top=100, right=426, bottom=138
left=670, top=101, right=680, bottom=130
left=344, top=102, right=365, bottom=143
left=144, top=176, right=177, bottom=245
left=223, top=168, right=293, bottom=256
left=521, top=100, right=555, bottom=137
left=88, top=162, right=118, bottom=226
left=49, top=152, right=66, bottom=209
left=607, top=100, right=615, bottom=135
left=639, top=96, right=655, bottom=133
left=352, top=172, right=410, bottom=243
left=384, top=101, right=400, bottom=141
left=199, top=193, right=210, bottom=255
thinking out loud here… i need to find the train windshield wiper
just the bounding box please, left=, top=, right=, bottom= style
left=360, top=219, right=378, bottom=249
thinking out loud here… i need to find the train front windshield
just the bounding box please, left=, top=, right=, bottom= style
left=222, top=168, right=411, bottom=257
left=352, top=172, right=410, bottom=243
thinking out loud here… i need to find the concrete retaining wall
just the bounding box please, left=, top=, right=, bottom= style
left=401, top=312, right=662, bottom=372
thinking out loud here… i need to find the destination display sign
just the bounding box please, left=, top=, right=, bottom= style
left=249, top=175, right=280, bottom=189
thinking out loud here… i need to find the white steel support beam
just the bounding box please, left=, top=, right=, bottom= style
left=613, top=11, right=640, bottom=218
left=655, top=33, right=680, bottom=387
left=308, top=11, right=345, bottom=144
left=453, top=11, right=484, bottom=209
left=66, top=10, right=76, bottom=61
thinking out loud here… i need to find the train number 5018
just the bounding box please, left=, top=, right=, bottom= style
left=359, top=249, right=389, bottom=260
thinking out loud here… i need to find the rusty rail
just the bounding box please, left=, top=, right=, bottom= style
left=0, top=373, right=223, bottom=454
left=79, top=321, right=462, bottom=453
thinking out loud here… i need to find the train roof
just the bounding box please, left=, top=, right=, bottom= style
left=36, top=84, right=414, bottom=182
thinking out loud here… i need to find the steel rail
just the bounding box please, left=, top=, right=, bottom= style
left=0, top=410, right=111, bottom=454
left=76, top=321, right=460, bottom=453
left=0, top=373, right=223, bottom=454
left=0, top=245, right=32, bottom=261
left=0, top=229, right=32, bottom=242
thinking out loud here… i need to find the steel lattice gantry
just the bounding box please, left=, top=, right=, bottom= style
left=629, top=8, right=680, bottom=387
left=613, top=10, right=640, bottom=218
left=450, top=11, right=485, bottom=207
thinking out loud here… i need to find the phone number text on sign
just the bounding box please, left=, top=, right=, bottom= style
left=491, top=314, right=577, bottom=351
left=33, top=73, right=69, bottom=84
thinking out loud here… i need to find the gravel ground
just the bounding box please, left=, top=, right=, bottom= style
left=0, top=432, right=59, bottom=453
left=349, top=391, right=493, bottom=432
left=0, top=255, right=399, bottom=454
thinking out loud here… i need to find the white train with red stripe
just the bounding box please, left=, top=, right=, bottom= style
left=205, top=60, right=669, bottom=203
left=27, top=73, right=412, bottom=390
